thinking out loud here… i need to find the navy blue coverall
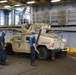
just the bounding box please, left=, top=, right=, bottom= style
left=29, top=36, right=36, bottom=64
left=0, top=35, right=6, bottom=63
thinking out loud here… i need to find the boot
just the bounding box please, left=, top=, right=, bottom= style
left=1, top=61, right=9, bottom=66
left=31, top=63, right=38, bottom=66
left=0, top=60, right=3, bottom=65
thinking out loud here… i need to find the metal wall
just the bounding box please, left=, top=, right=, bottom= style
left=32, top=3, right=76, bottom=48
left=33, top=3, right=76, bottom=24
left=58, top=32, right=76, bottom=48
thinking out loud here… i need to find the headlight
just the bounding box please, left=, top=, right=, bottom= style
left=62, top=39, right=67, bottom=42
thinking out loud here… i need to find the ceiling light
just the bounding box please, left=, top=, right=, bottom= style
left=16, top=8, right=23, bottom=11
left=4, top=5, right=11, bottom=8
left=14, top=4, right=20, bottom=6
left=51, top=0, right=60, bottom=3
left=27, top=1, right=35, bottom=4
left=0, top=0, right=8, bottom=3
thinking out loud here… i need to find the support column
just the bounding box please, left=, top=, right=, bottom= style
left=30, top=6, right=33, bottom=24
left=3, top=10, right=10, bottom=25
left=11, top=8, right=15, bottom=25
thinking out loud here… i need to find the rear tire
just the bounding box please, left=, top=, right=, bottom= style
left=37, top=46, right=49, bottom=60
left=5, top=43, right=14, bottom=55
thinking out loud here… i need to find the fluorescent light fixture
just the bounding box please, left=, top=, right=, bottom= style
left=0, top=0, right=8, bottom=3
left=27, top=1, right=35, bottom=4
left=51, top=0, right=60, bottom=3
left=16, top=8, right=23, bottom=11
left=14, top=4, right=20, bottom=6
left=4, top=5, right=11, bottom=8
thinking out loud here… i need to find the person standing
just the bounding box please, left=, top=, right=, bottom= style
left=29, top=30, right=39, bottom=66
left=0, top=30, right=8, bottom=66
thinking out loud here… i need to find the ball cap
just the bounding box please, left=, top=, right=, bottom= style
left=2, top=30, right=6, bottom=35
left=31, top=30, right=37, bottom=34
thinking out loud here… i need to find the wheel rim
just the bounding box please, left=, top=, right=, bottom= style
left=37, top=47, right=48, bottom=59
left=39, top=48, right=47, bottom=57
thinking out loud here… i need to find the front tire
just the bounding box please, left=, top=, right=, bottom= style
left=37, top=46, right=49, bottom=60
left=5, top=43, right=14, bottom=55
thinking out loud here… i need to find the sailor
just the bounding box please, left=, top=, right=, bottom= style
left=0, top=30, right=8, bottom=66
left=29, top=30, right=39, bottom=66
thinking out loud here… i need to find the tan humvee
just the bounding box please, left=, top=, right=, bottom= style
left=5, top=23, right=67, bottom=60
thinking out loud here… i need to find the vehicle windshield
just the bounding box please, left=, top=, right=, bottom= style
left=45, top=30, right=60, bottom=38
left=46, top=30, right=60, bottom=34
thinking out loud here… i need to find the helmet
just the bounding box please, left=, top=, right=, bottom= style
left=2, top=30, right=6, bottom=35
left=31, top=30, right=36, bottom=34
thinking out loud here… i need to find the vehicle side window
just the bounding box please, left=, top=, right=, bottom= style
left=18, top=37, right=22, bottom=40
left=26, top=37, right=30, bottom=41
left=14, top=36, right=22, bottom=41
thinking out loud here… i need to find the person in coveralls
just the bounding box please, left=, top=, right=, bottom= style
left=0, top=30, right=8, bottom=66
left=29, top=30, right=39, bottom=66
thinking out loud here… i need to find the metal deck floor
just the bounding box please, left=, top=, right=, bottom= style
left=0, top=54, right=76, bottom=75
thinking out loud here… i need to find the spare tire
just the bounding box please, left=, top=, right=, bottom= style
left=37, top=46, right=49, bottom=60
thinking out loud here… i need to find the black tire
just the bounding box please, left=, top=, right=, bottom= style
left=37, top=46, right=49, bottom=60
left=61, top=51, right=67, bottom=57
left=5, top=43, right=14, bottom=55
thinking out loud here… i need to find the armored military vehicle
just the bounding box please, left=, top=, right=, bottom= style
left=5, top=23, right=67, bottom=60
